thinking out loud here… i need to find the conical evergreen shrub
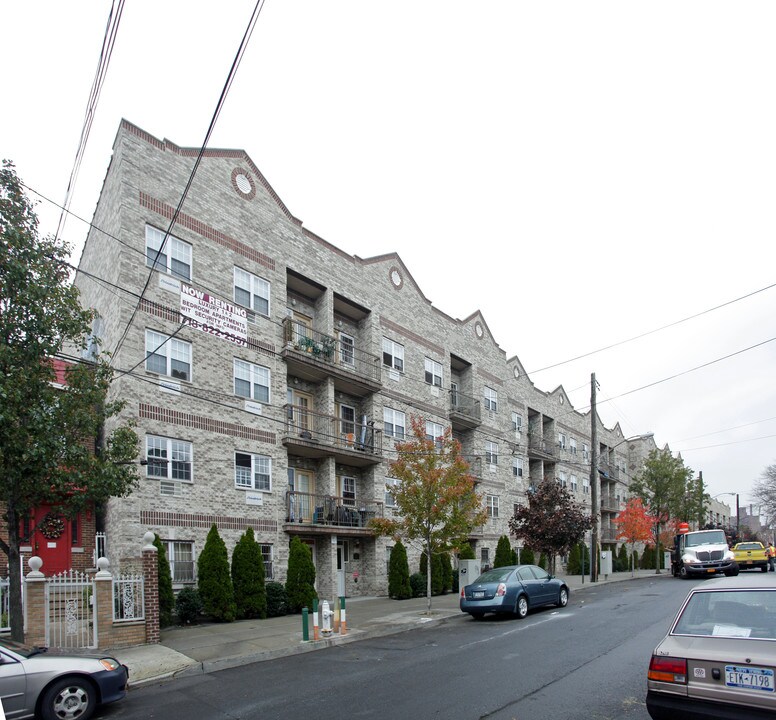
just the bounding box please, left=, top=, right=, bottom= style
left=197, top=524, right=236, bottom=622
left=153, top=534, right=174, bottom=627
left=521, top=547, right=535, bottom=565
left=286, top=536, right=317, bottom=612
left=458, top=543, right=476, bottom=560
left=494, top=536, right=513, bottom=567
left=231, top=527, right=267, bottom=619
left=440, top=552, right=453, bottom=593
left=388, top=540, right=412, bottom=599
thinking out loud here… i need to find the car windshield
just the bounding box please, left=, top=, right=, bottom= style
left=685, top=530, right=727, bottom=547
left=673, top=589, right=776, bottom=640
left=475, top=568, right=513, bottom=583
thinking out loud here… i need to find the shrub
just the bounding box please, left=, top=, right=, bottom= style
left=520, top=547, right=535, bottom=565
left=266, top=582, right=288, bottom=617
left=197, top=524, right=236, bottom=622
left=231, top=527, right=267, bottom=619
left=566, top=542, right=590, bottom=575
left=286, top=536, right=318, bottom=612
left=616, top=544, right=629, bottom=572
left=458, top=543, right=476, bottom=560
left=510, top=549, right=518, bottom=565
left=494, top=536, right=513, bottom=568
left=632, top=549, right=639, bottom=571
left=153, top=534, right=175, bottom=627
left=388, top=541, right=412, bottom=600
left=440, top=553, right=453, bottom=594
left=538, top=553, right=548, bottom=570
left=421, top=551, right=444, bottom=595
left=409, top=572, right=426, bottom=598
left=175, top=587, right=203, bottom=624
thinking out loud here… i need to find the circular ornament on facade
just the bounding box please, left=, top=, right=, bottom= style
left=475, top=322, right=484, bottom=339
left=389, top=268, right=403, bottom=289
left=513, top=365, right=520, bottom=379
left=231, top=167, right=256, bottom=200
left=39, top=513, right=65, bottom=540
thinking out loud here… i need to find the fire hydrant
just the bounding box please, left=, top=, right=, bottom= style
left=321, top=600, right=334, bottom=636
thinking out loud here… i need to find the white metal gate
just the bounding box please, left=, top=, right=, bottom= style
left=45, top=570, right=95, bottom=649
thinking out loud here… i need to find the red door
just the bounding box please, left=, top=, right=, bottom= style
left=30, top=507, right=73, bottom=576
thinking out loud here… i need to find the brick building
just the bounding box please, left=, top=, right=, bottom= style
left=74, top=120, right=658, bottom=599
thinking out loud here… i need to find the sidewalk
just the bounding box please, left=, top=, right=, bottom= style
left=112, top=569, right=667, bottom=686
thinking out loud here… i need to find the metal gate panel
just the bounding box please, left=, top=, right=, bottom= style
left=45, top=570, right=95, bottom=649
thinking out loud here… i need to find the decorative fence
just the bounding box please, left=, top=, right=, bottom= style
left=0, top=577, right=9, bottom=632
left=113, top=573, right=145, bottom=622
left=46, top=570, right=95, bottom=649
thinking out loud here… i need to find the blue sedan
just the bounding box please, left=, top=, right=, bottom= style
left=460, top=564, right=570, bottom=619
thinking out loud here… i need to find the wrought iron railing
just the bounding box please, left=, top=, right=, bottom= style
left=284, top=404, right=382, bottom=456
left=282, top=318, right=380, bottom=383
left=113, top=573, right=145, bottom=622
left=286, top=491, right=384, bottom=528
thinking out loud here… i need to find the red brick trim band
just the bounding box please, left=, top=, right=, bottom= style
left=140, top=510, right=277, bottom=532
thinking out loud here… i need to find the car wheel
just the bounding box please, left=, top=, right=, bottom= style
left=762, top=565, right=769, bottom=573
left=556, top=587, right=569, bottom=608
left=678, top=564, right=689, bottom=579
left=725, top=567, right=739, bottom=577
left=515, top=595, right=529, bottom=619
left=470, top=612, right=484, bottom=620
left=41, top=676, right=96, bottom=720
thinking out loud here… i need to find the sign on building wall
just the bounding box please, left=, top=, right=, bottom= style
left=180, top=283, right=248, bottom=346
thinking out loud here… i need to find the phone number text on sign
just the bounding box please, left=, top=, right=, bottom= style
left=180, top=284, right=248, bottom=347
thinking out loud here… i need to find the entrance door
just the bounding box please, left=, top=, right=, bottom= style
left=336, top=541, right=348, bottom=597
left=292, top=470, right=315, bottom=523
left=289, top=390, right=313, bottom=437
left=30, top=506, right=73, bottom=576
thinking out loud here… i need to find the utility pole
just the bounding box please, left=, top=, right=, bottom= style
left=590, top=372, right=599, bottom=583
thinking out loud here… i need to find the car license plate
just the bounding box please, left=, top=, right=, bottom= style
left=707, top=568, right=716, bottom=573
left=473, top=591, right=484, bottom=599
left=725, top=666, right=775, bottom=692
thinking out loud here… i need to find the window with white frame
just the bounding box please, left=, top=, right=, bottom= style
left=558, top=433, right=567, bottom=450
left=145, top=225, right=192, bottom=280
left=486, top=495, right=499, bottom=518
left=571, top=474, right=578, bottom=492
left=511, top=412, right=522, bottom=432
left=582, top=443, right=590, bottom=461
left=583, top=476, right=590, bottom=494
left=261, top=544, right=274, bottom=579
left=146, top=435, right=192, bottom=481
left=484, top=386, right=498, bottom=412
left=339, top=332, right=355, bottom=366
left=382, top=337, right=404, bottom=371
left=384, top=407, right=406, bottom=440
left=163, top=540, right=195, bottom=583
left=512, top=457, right=523, bottom=477
left=570, top=438, right=577, bottom=455
left=235, top=452, right=271, bottom=491
left=234, top=266, right=270, bottom=317
left=424, top=358, right=443, bottom=387
left=385, top=477, right=400, bottom=507
left=485, top=440, right=499, bottom=466
left=233, top=359, right=270, bottom=403
left=145, top=330, right=192, bottom=381
left=559, top=471, right=567, bottom=488
left=339, top=476, right=356, bottom=506
left=425, top=421, right=444, bottom=449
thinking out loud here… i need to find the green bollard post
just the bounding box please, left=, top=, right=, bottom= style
left=302, top=606, right=309, bottom=642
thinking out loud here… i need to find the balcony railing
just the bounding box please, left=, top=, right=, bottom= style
left=283, top=404, right=382, bottom=465
left=449, top=389, right=481, bottom=430
left=286, top=491, right=384, bottom=529
left=601, top=494, right=621, bottom=513
left=282, top=318, right=381, bottom=392
left=599, top=463, right=620, bottom=481
left=527, top=434, right=556, bottom=459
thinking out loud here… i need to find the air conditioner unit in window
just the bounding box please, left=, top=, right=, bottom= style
left=160, top=481, right=183, bottom=497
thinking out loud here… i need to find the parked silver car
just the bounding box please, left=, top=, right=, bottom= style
left=647, top=574, right=776, bottom=719
left=0, top=639, right=128, bottom=720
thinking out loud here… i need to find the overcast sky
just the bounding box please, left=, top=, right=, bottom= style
left=3, top=1, right=775, bottom=513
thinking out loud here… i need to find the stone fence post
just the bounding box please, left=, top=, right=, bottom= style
left=142, top=531, right=160, bottom=644
left=23, top=557, right=46, bottom=647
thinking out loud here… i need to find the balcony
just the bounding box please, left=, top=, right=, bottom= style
left=527, top=434, right=556, bottom=461
left=284, top=492, right=384, bottom=536
left=449, top=389, right=481, bottom=430
left=601, top=494, right=621, bottom=513
left=598, top=463, right=620, bottom=481
left=283, top=405, right=383, bottom=467
left=281, top=318, right=381, bottom=397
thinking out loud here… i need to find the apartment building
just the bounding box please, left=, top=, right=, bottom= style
left=74, top=120, right=656, bottom=599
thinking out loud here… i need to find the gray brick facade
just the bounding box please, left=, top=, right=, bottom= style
left=75, top=120, right=656, bottom=601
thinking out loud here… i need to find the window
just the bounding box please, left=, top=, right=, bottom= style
left=384, top=407, right=406, bottom=440
left=583, top=476, right=590, bottom=494
left=571, top=474, right=578, bottom=492
left=513, top=458, right=523, bottom=477
left=145, top=330, right=191, bottom=381
left=484, top=386, right=498, bottom=412
left=511, top=412, right=522, bottom=432
left=145, top=225, right=191, bottom=280
left=385, top=477, right=400, bottom=507
left=486, top=495, right=499, bottom=518
left=424, top=358, right=443, bottom=387
left=570, top=438, right=577, bottom=455
left=338, top=404, right=356, bottom=438
left=426, top=421, right=444, bottom=448
left=481, top=547, right=490, bottom=568
left=234, top=267, right=270, bottom=317
left=261, top=544, right=274, bottom=580
left=486, top=441, right=499, bottom=466
left=558, top=433, right=567, bottom=450
left=582, top=443, right=590, bottom=461
left=146, top=435, right=192, bottom=482
left=234, top=359, right=270, bottom=402
left=339, top=476, right=356, bottom=506
left=163, top=540, right=195, bottom=583
left=382, top=337, right=404, bottom=371
left=235, top=452, right=271, bottom=491
left=559, top=471, right=567, bottom=488
left=339, top=332, right=355, bottom=366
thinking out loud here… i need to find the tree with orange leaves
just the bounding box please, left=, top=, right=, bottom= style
left=614, top=498, right=654, bottom=576
left=370, top=415, right=486, bottom=612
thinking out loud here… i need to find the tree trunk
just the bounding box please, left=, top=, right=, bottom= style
left=654, top=521, right=662, bottom=574
left=6, top=504, right=25, bottom=642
